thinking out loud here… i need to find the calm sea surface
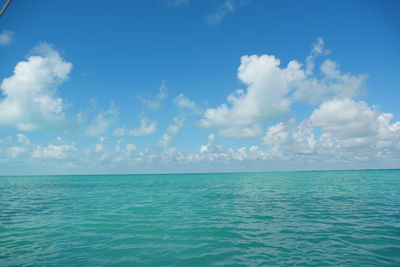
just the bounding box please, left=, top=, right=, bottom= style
left=1, top=171, right=399, bottom=266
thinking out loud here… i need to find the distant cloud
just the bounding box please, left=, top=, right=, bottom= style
left=138, top=82, right=168, bottom=110
left=32, top=144, right=77, bottom=159
left=164, top=0, right=189, bottom=7
left=0, top=30, right=14, bottom=46
left=206, top=0, right=249, bottom=25
left=0, top=43, right=72, bottom=131
left=3, top=133, right=77, bottom=160
left=199, top=134, right=223, bottom=153
left=113, top=117, right=157, bottom=137
left=173, top=93, right=197, bottom=110
left=159, top=116, right=184, bottom=148
left=85, top=104, right=118, bottom=136
left=219, top=124, right=263, bottom=138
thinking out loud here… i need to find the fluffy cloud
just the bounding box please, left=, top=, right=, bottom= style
left=173, top=94, right=197, bottom=110
left=200, top=55, right=304, bottom=130
left=199, top=134, right=223, bottom=153
left=159, top=116, right=184, bottom=147
left=0, top=43, right=72, bottom=131
left=259, top=98, right=400, bottom=160
left=1, top=133, right=77, bottom=160
left=292, top=59, right=367, bottom=104
left=113, top=117, right=157, bottom=137
left=32, top=144, right=76, bottom=159
left=219, top=124, right=263, bottom=138
left=85, top=104, right=118, bottom=136
left=200, top=38, right=367, bottom=138
left=262, top=121, right=316, bottom=155
left=310, top=98, right=400, bottom=149
left=139, top=83, right=167, bottom=110
left=262, top=122, right=288, bottom=146
left=94, top=137, right=106, bottom=152
left=0, top=30, right=14, bottom=46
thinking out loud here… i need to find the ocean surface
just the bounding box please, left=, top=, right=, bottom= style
left=1, top=170, right=399, bottom=266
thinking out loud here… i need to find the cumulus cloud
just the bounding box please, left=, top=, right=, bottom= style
left=310, top=98, right=400, bottom=149
left=159, top=116, right=184, bottom=147
left=199, top=134, right=223, bottom=153
left=113, top=117, right=157, bottom=136
left=125, top=143, right=137, bottom=154
left=139, top=82, right=167, bottom=110
left=32, top=144, right=76, bottom=159
left=200, top=54, right=304, bottom=129
left=173, top=93, right=197, bottom=110
left=292, top=59, right=367, bottom=104
left=200, top=38, right=367, bottom=137
left=1, top=133, right=77, bottom=160
left=94, top=137, right=106, bottom=153
left=258, top=98, right=400, bottom=161
left=85, top=104, right=118, bottom=136
left=262, top=122, right=288, bottom=146
left=0, top=30, right=14, bottom=46
left=262, top=121, right=316, bottom=155
left=219, top=124, right=263, bottom=138
left=0, top=43, right=72, bottom=131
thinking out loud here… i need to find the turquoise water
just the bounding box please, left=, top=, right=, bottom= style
left=1, top=171, right=400, bottom=266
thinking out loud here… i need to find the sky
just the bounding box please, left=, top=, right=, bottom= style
left=0, top=0, right=399, bottom=175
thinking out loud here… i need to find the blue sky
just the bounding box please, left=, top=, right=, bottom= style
left=0, top=0, right=399, bottom=175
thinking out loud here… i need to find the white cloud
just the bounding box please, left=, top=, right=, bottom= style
left=207, top=0, right=235, bottom=25
left=200, top=38, right=367, bottom=138
left=199, top=134, right=223, bottom=153
left=159, top=116, right=184, bottom=147
left=114, top=117, right=157, bottom=137
left=206, top=0, right=248, bottom=25
left=257, top=98, right=400, bottom=161
left=7, top=146, right=26, bottom=158
left=305, top=37, right=330, bottom=75
left=165, top=0, right=189, bottom=7
left=0, top=43, right=72, bottom=131
left=125, top=143, right=137, bottom=154
left=200, top=54, right=304, bottom=129
left=262, top=121, right=316, bottom=155
left=85, top=104, right=118, bottom=136
left=94, top=136, right=106, bottom=152
left=2, top=133, right=78, bottom=160
left=219, top=124, right=263, bottom=138
left=32, top=144, right=76, bottom=159
left=262, top=122, right=288, bottom=146
left=17, top=133, right=31, bottom=145
left=310, top=98, right=400, bottom=149
left=173, top=93, right=197, bottom=110
left=292, top=59, right=367, bottom=104
left=139, top=83, right=167, bottom=110
left=95, top=143, right=104, bottom=152
left=0, top=30, right=14, bottom=46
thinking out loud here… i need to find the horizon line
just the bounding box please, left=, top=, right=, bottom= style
left=1, top=168, right=399, bottom=178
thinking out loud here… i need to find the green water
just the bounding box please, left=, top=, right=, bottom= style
left=1, top=171, right=399, bottom=266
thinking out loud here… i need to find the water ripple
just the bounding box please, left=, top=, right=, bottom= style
left=1, top=171, right=400, bottom=266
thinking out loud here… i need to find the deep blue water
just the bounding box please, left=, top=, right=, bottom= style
left=1, top=170, right=400, bottom=266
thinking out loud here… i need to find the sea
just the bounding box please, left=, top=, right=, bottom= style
left=1, top=170, right=399, bottom=266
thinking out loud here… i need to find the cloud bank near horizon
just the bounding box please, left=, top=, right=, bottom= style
left=0, top=38, right=399, bottom=174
